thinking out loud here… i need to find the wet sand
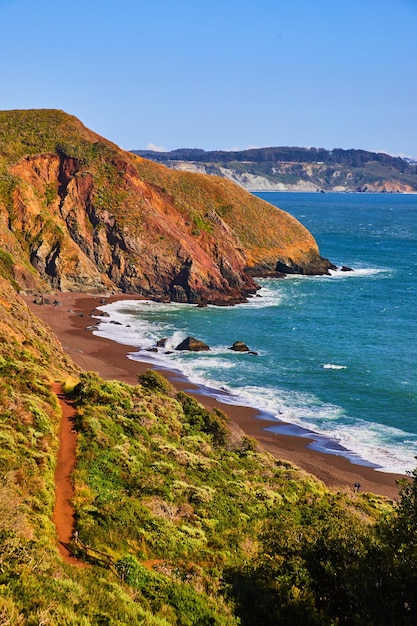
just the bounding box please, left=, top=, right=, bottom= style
left=23, top=292, right=405, bottom=500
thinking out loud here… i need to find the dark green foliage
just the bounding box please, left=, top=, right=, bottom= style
left=370, top=467, right=417, bottom=625
left=176, top=392, right=228, bottom=445
left=225, top=473, right=417, bottom=626
left=116, top=555, right=234, bottom=625
left=138, top=369, right=176, bottom=396
left=225, top=496, right=375, bottom=625
left=133, top=145, right=417, bottom=172
left=134, top=145, right=417, bottom=191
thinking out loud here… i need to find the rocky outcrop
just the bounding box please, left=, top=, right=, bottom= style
left=229, top=341, right=250, bottom=352
left=175, top=337, right=210, bottom=351
left=0, top=109, right=335, bottom=304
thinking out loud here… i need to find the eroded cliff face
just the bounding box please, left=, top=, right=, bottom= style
left=0, top=110, right=334, bottom=304
left=9, top=153, right=258, bottom=303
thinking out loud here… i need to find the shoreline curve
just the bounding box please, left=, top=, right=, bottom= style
left=23, top=292, right=404, bottom=501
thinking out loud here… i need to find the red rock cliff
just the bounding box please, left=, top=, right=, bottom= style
left=0, top=110, right=333, bottom=304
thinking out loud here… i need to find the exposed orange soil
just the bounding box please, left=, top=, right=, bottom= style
left=52, top=382, right=86, bottom=567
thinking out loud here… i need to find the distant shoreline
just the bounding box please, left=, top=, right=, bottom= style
left=22, top=292, right=404, bottom=500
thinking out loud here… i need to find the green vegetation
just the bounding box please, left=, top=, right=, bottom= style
left=0, top=281, right=416, bottom=623
left=0, top=109, right=96, bottom=165
left=0, top=249, right=20, bottom=290
left=0, top=111, right=416, bottom=623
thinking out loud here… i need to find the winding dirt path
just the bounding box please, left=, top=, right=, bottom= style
left=52, top=382, right=85, bottom=566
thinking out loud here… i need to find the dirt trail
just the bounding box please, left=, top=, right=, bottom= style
left=52, top=382, right=86, bottom=566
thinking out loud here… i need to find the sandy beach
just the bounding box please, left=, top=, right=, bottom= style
left=22, top=291, right=405, bottom=500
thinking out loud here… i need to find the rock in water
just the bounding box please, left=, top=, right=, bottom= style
left=229, top=341, right=250, bottom=352
left=175, top=336, right=210, bottom=352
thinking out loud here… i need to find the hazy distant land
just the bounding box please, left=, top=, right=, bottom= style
left=132, top=146, right=417, bottom=193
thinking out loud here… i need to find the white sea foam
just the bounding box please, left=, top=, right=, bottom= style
left=201, top=383, right=417, bottom=475
left=250, top=267, right=390, bottom=286
left=237, top=284, right=284, bottom=308
left=328, top=267, right=391, bottom=278
left=92, top=298, right=416, bottom=476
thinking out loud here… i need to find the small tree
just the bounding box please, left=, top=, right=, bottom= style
left=138, top=369, right=175, bottom=396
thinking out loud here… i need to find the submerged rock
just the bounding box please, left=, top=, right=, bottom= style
left=175, top=336, right=210, bottom=352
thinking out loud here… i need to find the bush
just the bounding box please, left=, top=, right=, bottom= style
left=176, top=393, right=229, bottom=446
left=138, top=370, right=175, bottom=396
left=115, top=555, right=235, bottom=625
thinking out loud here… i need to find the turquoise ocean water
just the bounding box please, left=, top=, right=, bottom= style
left=94, top=193, right=417, bottom=475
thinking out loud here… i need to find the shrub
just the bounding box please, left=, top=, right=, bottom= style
left=176, top=393, right=229, bottom=446
left=138, top=369, right=176, bottom=397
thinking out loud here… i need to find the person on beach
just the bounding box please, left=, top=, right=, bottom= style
left=354, top=481, right=361, bottom=493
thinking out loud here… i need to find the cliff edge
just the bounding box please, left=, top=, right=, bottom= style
left=0, top=110, right=333, bottom=304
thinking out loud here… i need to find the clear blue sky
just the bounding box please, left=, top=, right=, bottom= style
left=1, top=0, right=416, bottom=155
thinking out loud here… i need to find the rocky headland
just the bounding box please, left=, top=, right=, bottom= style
left=0, top=109, right=334, bottom=305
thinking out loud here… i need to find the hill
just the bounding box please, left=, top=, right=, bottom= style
left=1, top=110, right=417, bottom=624
left=0, top=274, right=416, bottom=623
left=0, top=110, right=333, bottom=306
left=132, top=146, right=417, bottom=193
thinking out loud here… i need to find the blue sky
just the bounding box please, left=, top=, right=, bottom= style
left=1, top=0, right=416, bottom=155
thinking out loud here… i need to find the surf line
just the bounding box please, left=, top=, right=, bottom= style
left=52, top=382, right=85, bottom=567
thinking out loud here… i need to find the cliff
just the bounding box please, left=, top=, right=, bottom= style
left=0, top=110, right=333, bottom=304
left=133, top=146, right=417, bottom=193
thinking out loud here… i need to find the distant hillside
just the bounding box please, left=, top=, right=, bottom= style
left=132, top=146, right=417, bottom=193
left=0, top=110, right=334, bottom=306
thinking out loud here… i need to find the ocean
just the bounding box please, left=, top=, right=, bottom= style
left=93, top=192, right=417, bottom=475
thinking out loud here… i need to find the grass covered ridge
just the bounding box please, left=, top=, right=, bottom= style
left=0, top=284, right=416, bottom=623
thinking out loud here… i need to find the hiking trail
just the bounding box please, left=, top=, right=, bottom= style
left=52, top=382, right=86, bottom=567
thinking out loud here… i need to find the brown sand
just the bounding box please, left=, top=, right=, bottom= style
left=24, top=292, right=405, bottom=501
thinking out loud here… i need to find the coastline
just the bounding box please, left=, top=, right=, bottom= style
left=22, top=292, right=404, bottom=500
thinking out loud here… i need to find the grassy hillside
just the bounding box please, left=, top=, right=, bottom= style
left=0, top=110, right=332, bottom=304
left=0, top=111, right=416, bottom=624
left=132, top=157, right=323, bottom=269
left=0, top=272, right=416, bottom=623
